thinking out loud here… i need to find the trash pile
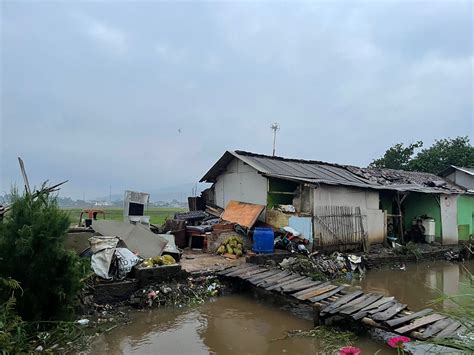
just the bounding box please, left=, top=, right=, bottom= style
left=129, top=276, right=224, bottom=308
left=274, top=226, right=310, bottom=255
left=279, top=252, right=366, bottom=280
left=216, top=235, right=245, bottom=258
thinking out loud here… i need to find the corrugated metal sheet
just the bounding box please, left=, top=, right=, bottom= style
left=200, top=150, right=466, bottom=194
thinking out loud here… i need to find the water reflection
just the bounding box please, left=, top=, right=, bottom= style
left=88, top=294, right=383, bottom=354
left=87, top=261, right=472, bottom=354
left=353, top=260, right=473, bottom=310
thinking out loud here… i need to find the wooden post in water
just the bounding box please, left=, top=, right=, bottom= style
left=313, top=304, right=322, bottom=326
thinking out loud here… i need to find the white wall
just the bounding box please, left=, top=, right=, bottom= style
left=313, top=185, right=385, bottom=244
left=440, top=194, right=459, bottom=245
left=214, top=158, right=268, bottom=209
left=454, top=171, right=474, bottom=190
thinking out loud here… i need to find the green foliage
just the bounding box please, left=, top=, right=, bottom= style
left=0, top=187, right=82, bottom=321
left=274, top=326, right=357, bottom=353
left=409, top=136, right=474, bottom=174
left=369, top=136, right=474, bottom=173
left=369, top=141, right=423, bottom=170
left=393, top=241, right=421, bottom=261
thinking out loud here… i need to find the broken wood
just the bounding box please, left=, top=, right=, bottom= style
left=386, top=308, right=433, bottom=328
left=420, top=318, right=453, bottom=338
left=295, top=284, right=338, bottom=301
left=309, top=286, right=346, bottom=303
left=321, top=291, right=364, bottom=315
left=371, top=302, right=407, bottom=321
left=395, top=314, right=446, bottom=334
left=339, top=294, right=383, bottom=315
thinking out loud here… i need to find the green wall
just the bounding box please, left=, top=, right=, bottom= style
left=403, top=193, right=442, bottom=240
left=457, top=195, right=474, bottom=240
left=379, top=192, right=394, bottom=214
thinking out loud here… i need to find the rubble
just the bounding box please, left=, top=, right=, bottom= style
left=129, top=276, right=225, bottom=308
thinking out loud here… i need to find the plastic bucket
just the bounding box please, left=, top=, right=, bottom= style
left=252, top=227, right=274, bottom=254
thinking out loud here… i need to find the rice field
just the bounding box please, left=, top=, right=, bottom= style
left=63, top=207, right=186, bottom=226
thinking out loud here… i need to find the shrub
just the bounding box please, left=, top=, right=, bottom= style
left=0, top=187, right=82, bottom=321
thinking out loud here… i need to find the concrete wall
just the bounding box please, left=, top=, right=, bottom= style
left=214, top=158, right=268, bottom=209
left=457, top=195, right=474, bottom=240
left=313, top=185, right=385, bottom=244
left=440, top=194, right=459, bottom=244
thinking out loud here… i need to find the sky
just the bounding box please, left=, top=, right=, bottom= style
left=1, top=1, right=473, bottom=199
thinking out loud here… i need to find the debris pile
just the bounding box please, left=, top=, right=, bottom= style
left=279, top=252, right=366, bottom=280
left=129, top=276, right=224, bottom=308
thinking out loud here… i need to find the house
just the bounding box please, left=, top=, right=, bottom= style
left=200, top=150, right=468, bottom=250
left=439, top=165, right=474, bottom=240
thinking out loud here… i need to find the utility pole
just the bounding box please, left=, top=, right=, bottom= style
left=271, top=122, right=280, bottom=156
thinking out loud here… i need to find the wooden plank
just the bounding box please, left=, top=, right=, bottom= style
left=360, top=297, right=394, bottom=312
left=228, top=267, right=267, bottom=278
left=256, top=271, right=291, bottom=286
left=296, top=284, right=338, bottom=301
left=292, top=281, right=331, bottom=298
left=282, top=279, right=320, bottom=293
left=368, top=300, right=396, bottom=315
left=371, top=302, right=407, bottom=321
left=352, top=297, right=394, bottom=320
left=309, top=286, right=346, bottom=303
left=263, top=274, right=299, bottom=289
left=395, top=314, right=446, bottom=334
left=340, top=294, right=383, bottom=315
left=420, top=318, right=453, bottom=338
left=321, top=291, right=364, bottom=315
left=243, top=269, right=277, bottom=281
left=266, top=276, right=307, bottom=291
left=435, top=320, right=461, bottom=338
left=386, top=308, right=433, bottom=328
left=329, top=293, right=372, bottom=315
left=218, top=266, right=241, bottom=275
left=224, top=265, right=260, bottom=276
left=247, top=270, right=282, bottom=284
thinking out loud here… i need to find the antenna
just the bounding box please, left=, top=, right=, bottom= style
left=270, top=122, right=280, bottom=156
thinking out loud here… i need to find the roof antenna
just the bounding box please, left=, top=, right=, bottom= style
left=271, top=122, right=280, bottom=156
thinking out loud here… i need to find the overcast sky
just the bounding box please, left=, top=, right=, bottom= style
left=1, top=1, right=473, bottom=199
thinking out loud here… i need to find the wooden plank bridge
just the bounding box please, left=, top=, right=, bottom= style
left=218, top=264, right=465, bottom=341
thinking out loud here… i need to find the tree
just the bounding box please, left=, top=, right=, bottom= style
left=409, top=136, right=474, bottom=174
left=369, top=141, right=423, bottom=170
left=0, top=187, right=82, bottom=321
left=369, top=137, right=474, bottom=173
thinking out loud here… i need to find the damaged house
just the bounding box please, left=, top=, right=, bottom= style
left=200, top=151, right=470, bottom=250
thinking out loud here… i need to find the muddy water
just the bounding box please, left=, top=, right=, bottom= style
left=88, top=261, right=472, bottom=354
left=352, top=260, right=473, bottom=311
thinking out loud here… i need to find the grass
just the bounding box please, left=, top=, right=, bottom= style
left=63, top=207, right=187, bottom=226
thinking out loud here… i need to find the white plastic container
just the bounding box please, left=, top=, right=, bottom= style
left=422, top=218, right=436, bottom=243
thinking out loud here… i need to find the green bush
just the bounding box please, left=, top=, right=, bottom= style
left=0, top=188, right=82, bottom=321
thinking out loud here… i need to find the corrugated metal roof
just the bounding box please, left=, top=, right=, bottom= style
left=439, top=165, right=474, bottom=177
left=200, top=150, right=466, bottom=194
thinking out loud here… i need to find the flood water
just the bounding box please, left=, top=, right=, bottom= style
left=88, top=261, right=472, bottom=354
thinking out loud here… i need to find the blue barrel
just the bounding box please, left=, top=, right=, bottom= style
left=253, top=228, right=274, bottom=254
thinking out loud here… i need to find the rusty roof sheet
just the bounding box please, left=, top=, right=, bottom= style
left=221, top=200, right=265, bottom=228
left=200, top=151, right=466, bottom=194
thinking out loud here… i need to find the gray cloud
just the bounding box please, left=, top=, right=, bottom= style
left=1, top=1, right=472, bottom=199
